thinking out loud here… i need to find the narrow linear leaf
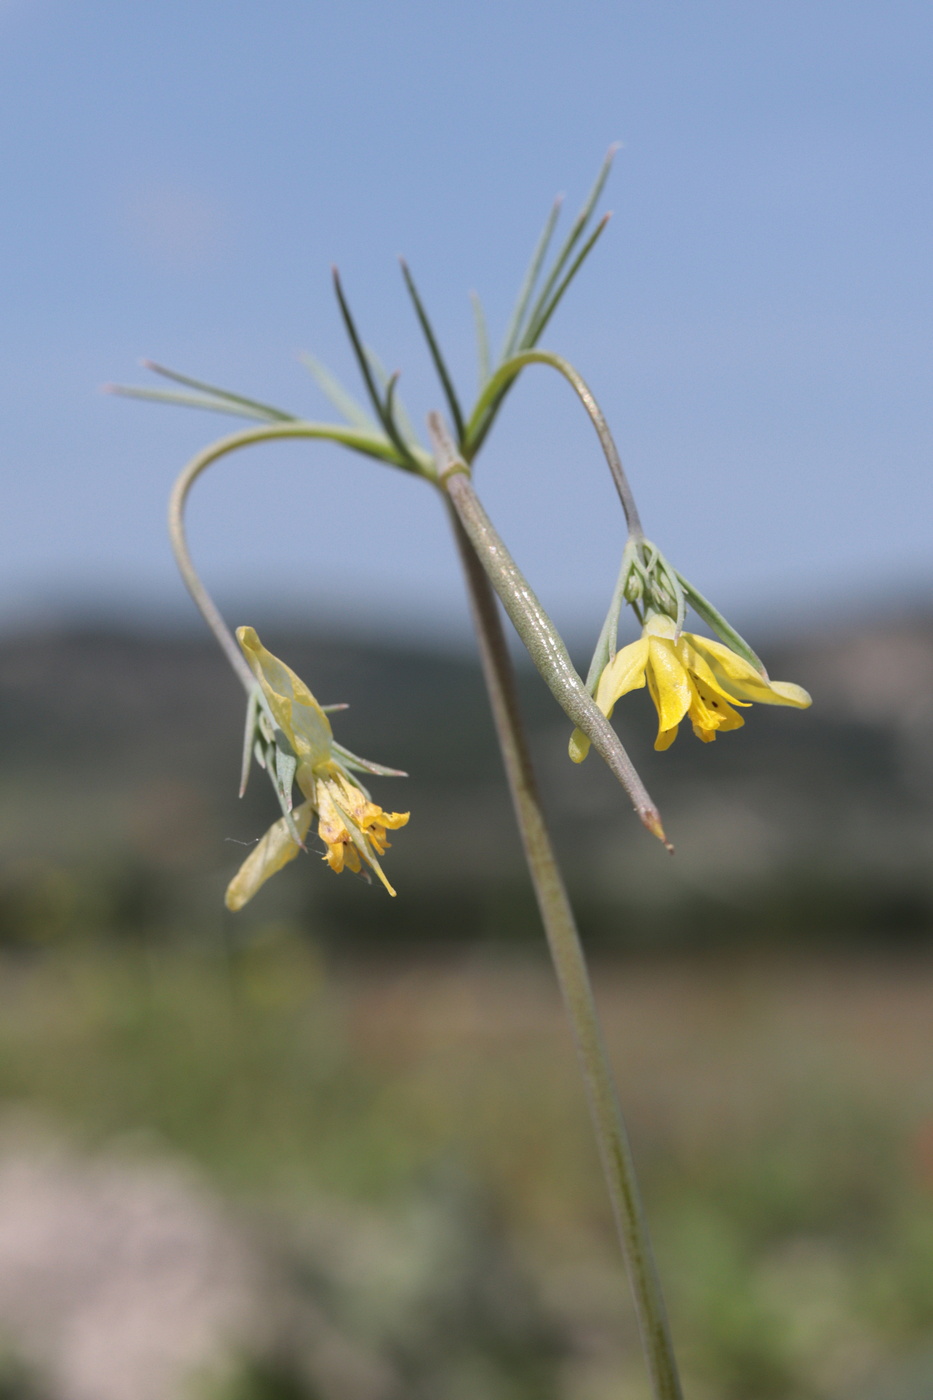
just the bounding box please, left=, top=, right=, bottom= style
left=500, top=196, right=562, bottom=360
left=470, top=291, right=491, bottom=386
left=272, top=741, right=298, bottom=814
left=659, top=560, right=686, bottom=635
left=142, top=361, right=299, bottom=422
left=239, top=689, right=261, bottom=798
left=366, top=350, right=420, bottom=449
left=105, top=385, right=282, bottom=422
left=525, top=213, right=611, bottom=346
left=332, top=270, right=415, bottom=465
left=520, top=147, right=617, bottom=347
left=400, top=260, right=465, bottom=442
left=332, top=271, right=395, bottom=422
left=298, top=352, right=378, bottom=431
left=332, top=740, right=407, bottom=777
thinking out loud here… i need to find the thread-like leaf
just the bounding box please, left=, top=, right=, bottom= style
left=500, top=197, right=562, bottom=360
left=332, top=270, right=415, bottom=466
left=400, top=260, right=465, bottom=443
left=105, top=385, right=280, bottom=422
left=525, top=213, right=611, bottom=346
left=365, top=350, right=420, bottom=449
left=298, top=353, right=378, bottom=431
left=332, top=740, right=407, bottom=777
left=141, top=361, right=299, bottom=422
left=470, top=291, right=491, bottom=387
left=519, top=147, right=616, bottom=350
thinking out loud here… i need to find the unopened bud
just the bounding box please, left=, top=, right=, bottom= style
left=623, top=570, right=643, bottom=602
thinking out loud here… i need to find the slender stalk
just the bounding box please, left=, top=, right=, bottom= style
left=168, top=421, right=432, bottom=695
left=463, top=348, right=644, bottom=539
left=447, top=501, right=683, bottom=1400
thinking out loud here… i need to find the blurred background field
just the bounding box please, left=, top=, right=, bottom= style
left=0, top=614, right=931, bottom=1400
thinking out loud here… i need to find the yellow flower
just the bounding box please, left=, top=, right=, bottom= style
left=225, top=627, right=409, bottom=910
left=569, top=613, right=811, bottom=760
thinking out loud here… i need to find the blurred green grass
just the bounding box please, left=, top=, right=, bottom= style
left=1, top=937, right=933, bottom=1398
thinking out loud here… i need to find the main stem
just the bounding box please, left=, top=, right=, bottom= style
left=448, top=504, right=683, bottom=1400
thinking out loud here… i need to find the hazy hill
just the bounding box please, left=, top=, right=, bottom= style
left=0, top=612, right=930, bottom=949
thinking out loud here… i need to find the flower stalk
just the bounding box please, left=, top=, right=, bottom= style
left=166, top=420, right=434, bottom=697
left=446, top=498, right=684, bottom=1400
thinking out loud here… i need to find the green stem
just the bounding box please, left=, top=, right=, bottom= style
left=168, top=421, right=432, bottom=695
left=447, top=501, right=684, bottom=1400
left=463, top=349, right=644, bottom=540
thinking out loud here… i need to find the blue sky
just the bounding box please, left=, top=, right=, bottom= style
left=1, top=0, right=931, bottom=641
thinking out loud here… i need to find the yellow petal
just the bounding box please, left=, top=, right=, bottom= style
left=766, top=680, right=812, bottom=707
left=687, top=676, right=745, bottom=741
left=570, top=638, right=649, bottom=764
left=684, top=634, right=811, bottom=709
left=236, top=627, right=334, bottom=765
left=224, top=800, right=314, bottom=911
left=646, top=638, right=692, bottom=735
left=317, top=776, right=403, bottom=897
left=594, top=637, right=650, bottom=718
left=675, top=639, right=751, bottom=707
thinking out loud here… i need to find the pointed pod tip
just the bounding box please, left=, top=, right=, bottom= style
left=641, top=808, right=672, bottom=851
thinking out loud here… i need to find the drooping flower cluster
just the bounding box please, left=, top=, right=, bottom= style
left=226, top=627, right=408, bottom=910
left=570, top=613, right=811, bottom=761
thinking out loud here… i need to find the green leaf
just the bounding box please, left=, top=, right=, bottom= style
left=298, top=353, right=378, bottom=431
left=400, top=260, right=465, bottom=443
left=470, top=291, right=491, bottom=387
left=366, top=350, right=420, bottom=449
left=500, top=196, right=562, bottom=360
left=332, top=740, right=407, bottom=777
left=141, top=361, right=299, bottom=422
left=332, top=270, right=417, bottom=467
left=239, top=688, right=261, bottom=798
left=272, top=735, right=298, bottom=813
left=525, top=213, right=611, bottom=346
left=519, top=147, right=616, bottom=349
left=104, top=385, right=283, bottom=423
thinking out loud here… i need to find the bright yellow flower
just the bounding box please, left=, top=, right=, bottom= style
left=225, top=627, right=409, bottom=910
left=570, top=613, right=811, bottom=760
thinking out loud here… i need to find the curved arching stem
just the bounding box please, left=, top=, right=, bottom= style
left=463, top=348, right=645, bottom=541
left=168, top=420, right=431, bottom=694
